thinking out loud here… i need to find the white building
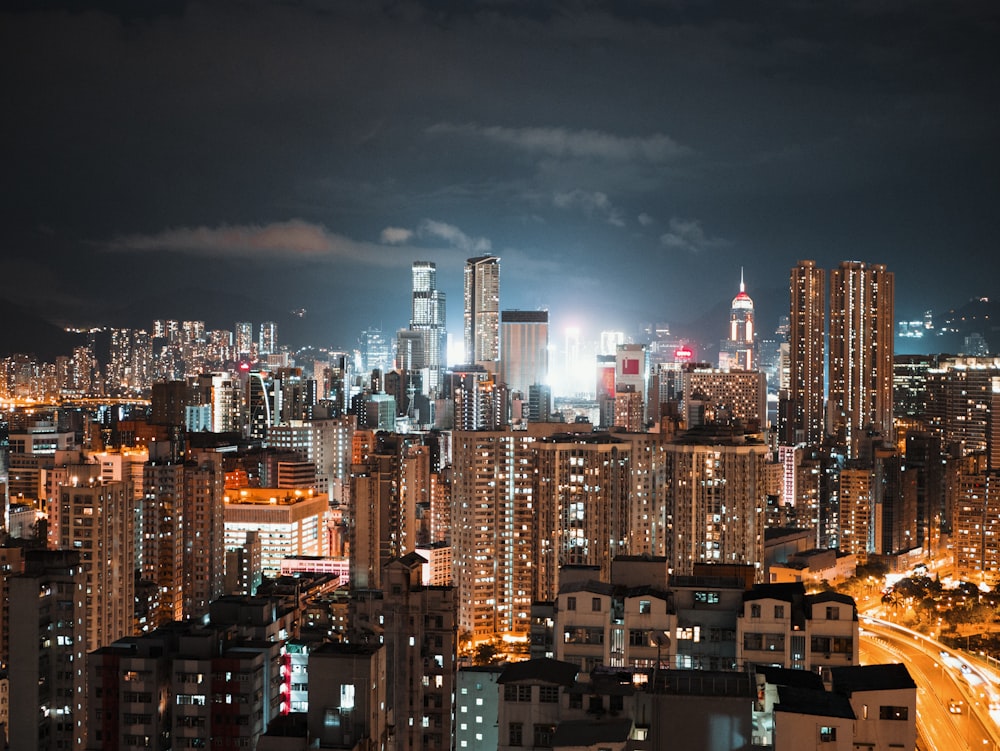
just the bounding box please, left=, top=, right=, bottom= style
left=224, top=488, right=329, bottom=575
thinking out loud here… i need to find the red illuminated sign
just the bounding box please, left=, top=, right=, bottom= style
left=674, top=347, right=693, bottom=360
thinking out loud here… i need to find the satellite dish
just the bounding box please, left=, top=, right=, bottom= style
left=649, top=631, right=671, bottom=648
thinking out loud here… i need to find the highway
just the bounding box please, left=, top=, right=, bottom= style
left=861, top=617, right=1000, bottom=750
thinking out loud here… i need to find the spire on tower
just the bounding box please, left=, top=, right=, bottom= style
left=740, top=267, right=745, bottom=294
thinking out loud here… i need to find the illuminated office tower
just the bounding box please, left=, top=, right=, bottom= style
left=235, top=320, right=254, bottom=357
left=533, top=432, right=632, bottom=601
left=720, top=270, right=755, bottom=370
left=259, top=320, right=278, bottom=355
left=786, top=260, right=826, bottom=446
left=663, top=429, right=768, bottom=579
left=8, top=550, right=86, bottom=751
left=829, top=261, right=895, bottom=457
left=56, top=474, right=134, bottom=653
left=463, top=255, right=500, bottom=366
left=499, top=310, right=549, bottom=399
left=410, top=260, right=447, bottom=389
left=361, top=327, right=392, bottom=376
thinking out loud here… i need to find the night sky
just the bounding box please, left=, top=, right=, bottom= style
left=3, top=1, right=999, bottom=353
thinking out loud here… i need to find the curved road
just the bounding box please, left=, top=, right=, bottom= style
left=861, top=618, right=1000, bottom=751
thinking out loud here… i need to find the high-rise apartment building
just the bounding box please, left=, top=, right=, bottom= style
left=829, top=261, right=894, bottom=457
left=533, top=433, right=632, bottom=601
left=463, top=255, right=500, bottom=366
left=680, top=368, right=768, bottom=429
left=8, top=550, right=87, bottom=751
left=499, top=310, right=549, bottom=399
left=954, top=467, right=1000, bottom=586
left=349, top=432, right=427, bottom=590
left=664, top=428, right=768, bottom=579
left=351, top=554, right=457, bottom=751
left=410, top=260, right=447, bottom=390
left=451, top=428, right=547, bottom=642
left=786, top=260, right=826, bottom=446
left=56, top=475, right=135, bottom=653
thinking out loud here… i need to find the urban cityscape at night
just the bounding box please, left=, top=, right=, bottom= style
left=3, top=2, right=1000, bottom=750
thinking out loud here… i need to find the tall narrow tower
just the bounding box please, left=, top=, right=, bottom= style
left=463, top=255, right=500, bottom=366
left=410, top=261, right=447, bottom=389
left=787, top=260, right=826, bottom=446
left=727, top=269, right=755, bottom=370
left=829, top=261, right=894, bottom=457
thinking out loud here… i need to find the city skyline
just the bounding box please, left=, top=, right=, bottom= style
left=2, top=2, right=999, bottom=352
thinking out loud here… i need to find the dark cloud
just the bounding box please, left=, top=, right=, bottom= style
left=1, top=0, right=998, bottom=348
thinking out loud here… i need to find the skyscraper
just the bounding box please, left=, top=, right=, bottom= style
left=499, top=309, right=549, bottom=397
left=720, top=270, right=755, bottom=370
left=829, top=261, right=895, bottom=457
left=235, top=320, right=254, bottom=357
left=9, top=550, right=87, bottom=750
left=463, top=255, right=500, bottom=366
left=259, top=320, right=278, bottom=355
left=410, top=260, right=447, bottom=389
left=56, top=473, right=134, bottom=653
left=786, top=260, right=826, bottom=446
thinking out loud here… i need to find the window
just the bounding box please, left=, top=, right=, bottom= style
left=639, top=599, right=652, bottom=614
left=819, top=726, right=837, bottom=742
left=750, top=604, right=761, bottom=618
left=508, top=722, right=523, bottom=747
left=744, top=633, right=783, bottom=651
left=504, top=684, right=531, bottom=702
left=567, top=596, right=577, bottom=611
left=826, top=606, right=839, bottom=620
left=340, top=684, right=355, bottom=711
left=533, top=723, right=555, bottom=748
left=592, top=597, right=602, bottom=612
left=569, top=692, right=582, bottom=709
left=629, top=629, right=647, bottom=646
left=693, top=591, right=719, bottom=604
left=538, top=685, right=559, bottom=703
left=774, top=605, right=785, bottom=619
left=879, top=705, right=908, bottom=721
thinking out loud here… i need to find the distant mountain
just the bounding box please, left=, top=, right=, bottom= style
left=673, top=285, right=788, bottom=356
left=0, top=298, right=81, bottom=360
left=924, top=297, right=1000, bottom=355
